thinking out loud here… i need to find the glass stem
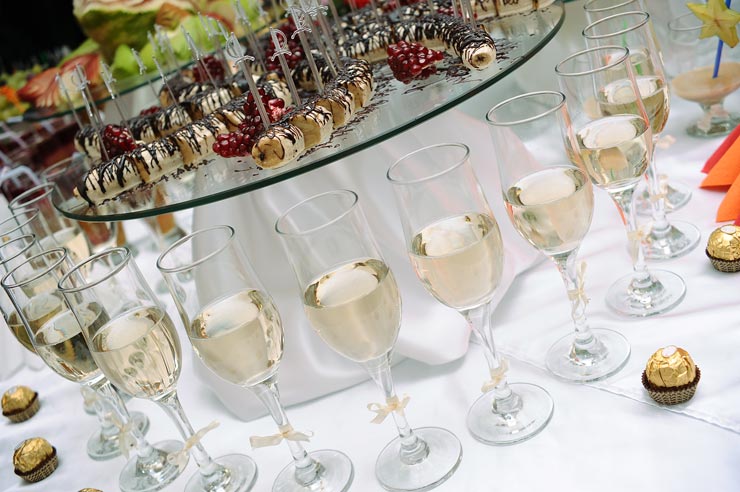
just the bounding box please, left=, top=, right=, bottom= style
left=250, top=377, right=322, bottom=486
left=463, top=301, right=522, bottom=416
left=93, top=380, right=160, bottom=461
left=158, top=391, right=230, bottom=490
left=611, top=186, right=652, bottom=289
left=646, top=139, right=670, bottom=235
left=364, top=353, right=429, bottom=465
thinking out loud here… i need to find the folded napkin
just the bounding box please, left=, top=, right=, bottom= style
left=699, top=124, right=740, bottom=222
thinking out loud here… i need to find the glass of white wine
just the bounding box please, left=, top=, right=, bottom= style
left=8, top=183, right=92, bottom=264
left=2, top=247, right=186, bottom=492
left=583, top=0, right=642, bottom=23
left=40, top=155, right=118, bottom=253
left=0, top=234, right=42, bottom=354
left=583, top=11, right=700, bottom=260
left=58, top=247, right=258, bottom=492
left=157, top=225, right=354, bottom=492
left=487, top=91, right=631, bottom=381
left=387, top=144, right=554, bottom=445
left=555, top=45, right=686, bottom=317
left=667, top=12, right=740, bottom=137
left=276, top=190, right=462, bottom=491
left=0, top=209, right=44, bottom=244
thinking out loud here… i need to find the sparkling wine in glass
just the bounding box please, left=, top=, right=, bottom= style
left=487, top=91, right=630, bottom=381
left=8, top=183, right=92, bottom=264
left=277, top=190, right=462, bottom=491
left=555, top=45, right=686, bottom=317
left=583, top=11, right=700, bottom=260
left=387, top=144, right=554, bottom=444
left=583, top=0, right=642, bottom=22
left=667, top=12, right=740, bottom=137
left=58, top=247, right=258, bottom=492
left=157, top=225, right=354, bottom=492
left=41, top=155, right=117, bottom=253
left=2, top=247, right=186, bottom=492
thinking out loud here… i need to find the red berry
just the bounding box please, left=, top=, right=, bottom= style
left=139, top=105, right=160, bottom=116
left=386, top=41, right=444, bottom=84
left=102, top=124, right=137, bottom=158
left=194, top=55, right=226, bottom=83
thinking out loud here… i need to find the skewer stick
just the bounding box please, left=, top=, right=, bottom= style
left=71, top=64, right=109, bottom=161
left=225, top=33, right=271, bottom=128
left=182, top=27, right=219, bottom=89
left=132, top=48, right=160, bottom=102
left=287, top=4, right=325, bottom=93
left=269, top=28, right=302, bottom=105
left=99, top=61, right=131, bottom=133
left=55, top=74, right=83, bottom=129
left=233, top=0, right=266, bottom=72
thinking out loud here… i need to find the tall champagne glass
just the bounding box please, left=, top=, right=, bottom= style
left=276, top=190, right=462, bottom=491
left=8, top=183, right=92, bottom=263
left=583, top=0, right=642, bottom=22
left=58, top=247, right=258, bottom=492
left=667, top=12, right=740, bottom=137
left=583, top=11, right=700, bottom=260
left=387, top=144, right=554, bottom=444
left=555, top=45, right=686, bottom=317
left=41, top=155, right=118, bottom=253
left=0, top=235, right=42, bottom=354
left=157, top=225, right=354, bottom=492
left=487, top=91, right=631, bottom=381
left=0, top=209, right=44, bottom=244
left=2, top=248, right=187, bottom=492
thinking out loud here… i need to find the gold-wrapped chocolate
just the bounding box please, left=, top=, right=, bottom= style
left=707, top=225, right=740, bottom=260
left=645, top=346, right=697, bottom=388
left=79, top=489, right=103, bottom=492
left=2, top=386, right=36, bottom=414
left=13, top=438, right=54, bottom=474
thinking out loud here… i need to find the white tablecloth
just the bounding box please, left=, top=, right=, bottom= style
left=3, top=2, right=740, bottom=490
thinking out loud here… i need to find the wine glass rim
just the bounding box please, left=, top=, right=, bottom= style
left=486, top=91, right=566, bottom=127
left=668, top=12, right=704, bottom=32
left=555, top=45, right=631, bottom=77
left=8, top=183, right=55, bottom=212
left=1, top=247, right=68, bottom=290
left=583, top=11, right=650, bottom=40
left=386, top=143, right=470, bottom=185
left=275, top=189, right=359, bottom=237
left=157, top=225, right=235, bottom=274
left=0, top=208, right=40, bottom=236
left=40, top=155, right=79, bottom=182
left=57, top=247, right=131, bottom=293
left=0, top=234, right=37, bottom=267
left=583, top=0, right=637, bottom=13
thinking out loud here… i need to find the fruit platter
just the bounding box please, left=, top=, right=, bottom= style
left=53, top=0, right=564, bottom=222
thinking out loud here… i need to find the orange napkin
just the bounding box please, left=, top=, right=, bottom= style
left=717, top=172, right=740, bottom=221
left=701, top=134, right=740, bottom=189
left=703, top=124, right=740, bottom=173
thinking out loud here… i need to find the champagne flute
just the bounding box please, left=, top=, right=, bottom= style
left=667, top=12, right=740, bottom=137
left=58, top=247, right=258, bottom=492
left=583, top=0, right=642, bottom=22
left=583, top=11, right=700, bottom=260
left=555, top=45, right=686, bottom=317
left=0, top=209, right=43, bottom=244
left=8, top=183, right=92, bottom=263
left=487, top=91, right=631, bottom=381
left=157, top=225, right=354, bottom=492
left=387, top=144, right=553, bottom=445
left=276, top=190, right=462, bottom=491
left=2, top=248, right=187, bottom=492
left=40, top=155, right=118, bottom=253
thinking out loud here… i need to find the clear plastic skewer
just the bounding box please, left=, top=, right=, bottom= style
left=225, top=33, right=271, bottom=129
left=287, top=4, right=325, bottom=93
left=199, top=13, right=230, bottom=73
left=304, top=0, right=341, bottom=71
left=99, top=61, right=132, bottom=134
left=182, top=27, right=219, bottom=89
left=325, top=0, right=347, bottom=43
left=55, top=74, right=83, bottom=129
left=153, top=26, right=180, bottom=71
left=233, top=0, right=266, bottom=72
left=368, top=0, right=382, bottom=25
left=70, top=64, right=109, bottom=161
left=152, top=55, right=180, bottom=109
left=131, top=48, right=161, bottom=102
left=427, top=0, right=435, bottom=14
left=269, top=28, right=302, bottom=105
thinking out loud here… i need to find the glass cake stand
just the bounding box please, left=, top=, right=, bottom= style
left=54, top=2, right=564, bottom=222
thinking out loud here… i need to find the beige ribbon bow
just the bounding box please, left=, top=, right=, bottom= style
left=649, top=174, right=670, bottom=203
left=109, top=412, right=136, bottom=460
left=249, top=424, right=313, bottom=449
left=566, top=262, right=590, bottom=315
left=627, top=225, right=651, bottom=263
left=167, top=421, right=220, bottom=468
left=481, top=358, right=509, bottom=393
left=367, top=395, right=410, bottom=424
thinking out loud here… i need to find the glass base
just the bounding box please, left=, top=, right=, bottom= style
left=606, top=269, right=686, bottom=317
left=467, top=383, right=553, bottom=446
left=120, top=439, right=187, bottom=492
left=643, top=221, right=701, bottom=261
left=375, top=427, right=461, bottom=491
left=687, top=112, right=740, bottom=138
left=87, top=411, right=149, bottom=461
left=635, top=182, right=692, bottom=216
left=273, top=450, right=353, bottom=492
left=545, top=328, right=630, bottom=382
left=184, top=454, right=258, bottom=492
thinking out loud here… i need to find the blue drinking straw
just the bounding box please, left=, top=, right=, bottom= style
left=712, top=0, right=733, bottom=78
